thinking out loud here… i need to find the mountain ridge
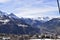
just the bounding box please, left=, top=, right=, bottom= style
left=0, top=10, right=60, bottom=35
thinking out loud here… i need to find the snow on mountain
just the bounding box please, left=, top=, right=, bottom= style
left=33, top=17, right=52, bottom=22
left=0, top=11, right=40, bottom=34
left=0, top=11, right=8, bottom=17
left=8, top=13, right=19, bottom=19
left=1, top=10, right=60, bottom=35
left=0, top=19, right=10, bottom=23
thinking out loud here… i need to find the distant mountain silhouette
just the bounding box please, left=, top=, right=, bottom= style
left=0, top=11, right=40, bottom=35
left=0, top=11, right=60, bottom=35
left=42, top=18, right=60, bottom=35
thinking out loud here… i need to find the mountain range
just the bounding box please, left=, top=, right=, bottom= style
left=0, top=10, right=60, bottom=35
left=0, top=11, right=40, bottom=35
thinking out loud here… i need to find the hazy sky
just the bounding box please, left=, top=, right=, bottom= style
left=0, top=0, right=60, bottom=18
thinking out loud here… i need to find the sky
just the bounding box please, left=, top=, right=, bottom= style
left=0, top=0, right=60, bottom=18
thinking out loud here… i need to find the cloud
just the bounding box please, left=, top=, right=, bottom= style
left=0, top=0, right=11, bottom=3
left=0, top=0, right=59, bottom=18
left=14, top=6, right=58, bottom=18
left=12, top=0, right=58, bottom=18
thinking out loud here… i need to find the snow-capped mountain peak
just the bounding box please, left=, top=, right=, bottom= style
left=33, top=17, right=52, bottom=22
left=8, top=13, right=19, bottom=19
left=0, top=10, right=8, bottom=16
